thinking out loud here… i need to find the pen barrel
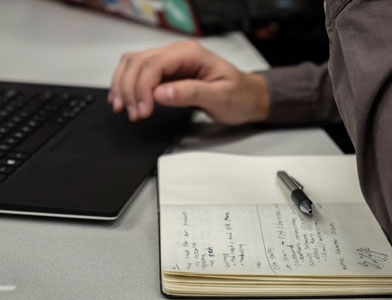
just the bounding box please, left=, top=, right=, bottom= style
left=277, top=171, right=298, bottom=192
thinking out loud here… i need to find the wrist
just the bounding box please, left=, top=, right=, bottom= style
left=245, top=72, right=271, bottom=123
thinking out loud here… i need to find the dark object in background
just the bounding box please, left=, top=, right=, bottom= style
left=243, top=0, right=328, bottom=66
left=193, top=0, right=324, bottom=35
left=192, top=0, right=329, bottom=64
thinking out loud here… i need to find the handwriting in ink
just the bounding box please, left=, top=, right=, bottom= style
left=357, top=248, right=389, bottom=270
left=182, top=212, right=189, bottom=226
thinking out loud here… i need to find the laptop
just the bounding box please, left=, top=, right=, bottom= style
left=62, top=0, right=319, bottom=36
left=0, top=81, right=192, bottom=220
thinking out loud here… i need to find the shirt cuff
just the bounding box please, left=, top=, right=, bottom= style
left=259, top=62, right=340, bottom=125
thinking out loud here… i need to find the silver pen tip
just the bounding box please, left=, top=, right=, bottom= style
left=299, top=205, right=313, bottom=215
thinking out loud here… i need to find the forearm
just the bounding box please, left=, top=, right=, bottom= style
left=326, top=0, right=392, bottom=239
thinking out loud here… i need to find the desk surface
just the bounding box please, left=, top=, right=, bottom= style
left=0, top=127, right=343, bottom=300
left=0, top=1, right=360, bottom=300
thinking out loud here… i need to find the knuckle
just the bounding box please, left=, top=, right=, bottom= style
left=185, top=39, right=201, bottom=49
left=120, top=52, right=134, bottom=62
left=172, top=40, right=203, bottom=54
left=141, top=56, right=156, bottom=70
left=120, top=53, right=129, bottom=63
left=120, top=53, right=139, bottom=71
left=188, top=40, right=205, bottom=55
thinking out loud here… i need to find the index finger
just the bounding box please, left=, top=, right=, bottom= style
left=134, top=41, right=218, bottom=118
left=109, top=53, right=130, bottom=113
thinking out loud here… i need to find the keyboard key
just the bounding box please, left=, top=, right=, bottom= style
left=85, top=94, right=94, bottom=102
left=12, top=131, right=26, bottom=139
left=69, top=100, right=78, bottom=107
left=0, top=166, right=14, bottom=174
left=4, top=89, right=17, bottom=100
left=17, top=111, right=30, bottom=118
left=0, top=110, right=9, bottom=118
left=0, top=144, right=12, bottom=152
left=0, top=158, right=22, bottom=167
left=20, top=126, right=33, bottom=133
left=5, top=121, right=16, bottom=128
left=61, top=93, right=70, bottom=100
left=51, top=97, right=68, bottom=108
left=53, top=117, right=66, bottom=124
left=27, top=120, right=39, bottom=127
left=11, top=116, right=24, bottom=123
left=7, top=152, right=28, bottom=160
left=0, top=127, right=9, bottom=134
left=4, top=137, right=20, bottom=145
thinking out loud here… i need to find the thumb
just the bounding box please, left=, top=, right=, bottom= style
left=153, top=80, right=219, bottom=110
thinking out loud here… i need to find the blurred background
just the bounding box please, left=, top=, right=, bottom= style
left=66, top=0, right=329, bottom=65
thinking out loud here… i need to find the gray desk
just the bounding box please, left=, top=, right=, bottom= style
left=0, top=1, right=353, bottom=299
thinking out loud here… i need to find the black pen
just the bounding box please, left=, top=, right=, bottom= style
left=276, top=171, right=314, bottom=215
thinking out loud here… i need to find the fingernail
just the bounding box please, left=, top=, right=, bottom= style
left=137, top=102, right=148, bottom=116
left=113, top=96, right=122, bottom=111
left=127, top=105, right=138, bottom=120
left=156, top=86, right=174, bottom=102
left=167, top=86, right=174, bottom=101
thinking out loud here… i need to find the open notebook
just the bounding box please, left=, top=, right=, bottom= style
left=157, top=152, right=392, bottom=297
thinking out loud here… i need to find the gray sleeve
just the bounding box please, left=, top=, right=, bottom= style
left=326, top=0, right=392, bottom=239
left=262, top=62, right=340, bottom=125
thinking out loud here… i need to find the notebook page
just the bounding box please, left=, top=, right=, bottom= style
left=161, top=202, right=392, bottom=276
left=158, top=153, right=363, bottom=206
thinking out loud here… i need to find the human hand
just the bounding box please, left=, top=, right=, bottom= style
left=108, top=40, right=270, bottom=125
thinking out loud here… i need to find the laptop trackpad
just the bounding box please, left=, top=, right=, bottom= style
left=50, top=124, right=131, bottom=158
left=49, top=118, right=167, bottom=159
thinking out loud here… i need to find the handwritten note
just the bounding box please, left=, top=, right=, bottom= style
left=160, top=203, right=392, bottom=276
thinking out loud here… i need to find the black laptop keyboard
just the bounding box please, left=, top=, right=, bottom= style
left=0, top=87, right=94, bottom=182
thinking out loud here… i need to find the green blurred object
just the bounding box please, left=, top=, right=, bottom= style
left=162, top=0, right=195, bottom=33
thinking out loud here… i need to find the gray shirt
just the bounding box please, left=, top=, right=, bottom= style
left=264, top=0, right=392, bottom=240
